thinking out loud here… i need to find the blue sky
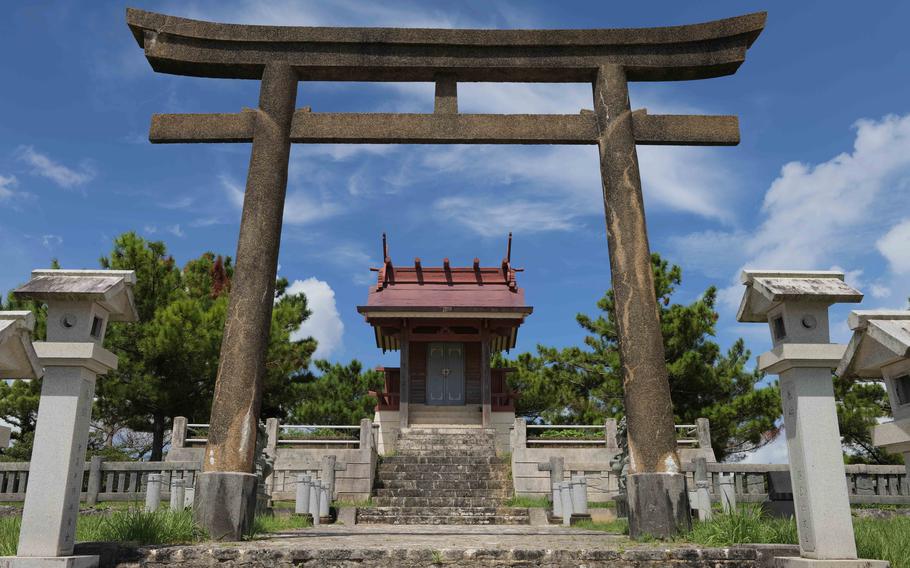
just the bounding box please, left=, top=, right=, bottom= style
left=2, top=1, right=910, bottom=447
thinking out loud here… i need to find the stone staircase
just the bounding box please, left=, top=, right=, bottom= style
left=357, top=426, right=529, bottom=525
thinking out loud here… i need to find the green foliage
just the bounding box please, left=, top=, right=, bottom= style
left=95, top=233, right=317, bottom=460
left=247, top=513, right=311, bottom=537
left=835, top=375, right=902, bottom=464
left=688, top=507, right=910, bottom=568
left=0, top=509, right=204, bottom=552
left=854, top=516, right=910, bottom=568
left=503, top=495, right=550, bottom=508
left=77, top=508, right=205, bottom=544
left=290, top=360, right=383, bottom=425
left=687, top=504, right=797, bottom=547
left=536, top=429, right=602, bottom=440
left=500, top=254, right=781, bottom=461
left=1, top=232, right=318, bottom=461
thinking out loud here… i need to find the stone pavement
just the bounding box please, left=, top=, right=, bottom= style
left=263, top=523, right=624, bottom=549
left=75, top=524, right=801, bottom=567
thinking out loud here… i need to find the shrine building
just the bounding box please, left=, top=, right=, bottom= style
left=358, top=235, right=532, bottom=453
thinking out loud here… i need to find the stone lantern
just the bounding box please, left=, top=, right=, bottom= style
left=738, top=270, right=885, bottom=567
left=837, top=310, right=910, bottom=475
left=0, top=311, right=44, bottom=450
left=5, top=270, right=137, bottom=568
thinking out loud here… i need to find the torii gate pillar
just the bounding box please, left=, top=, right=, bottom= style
left=193, top=63, right=297, bottom=540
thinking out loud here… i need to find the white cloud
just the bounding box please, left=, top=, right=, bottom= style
left=876, top=218, right=910, bottom=274
left=286, top=277, right=344, bottom=359
left=16, top=146, right=95, bottom=189
left=283, top=192, right=342, bottom=225
left=739, top=428, right=789, bottom=464
left=675, top=113, right=910, bottom=313
left=0, top=175, right=17, bottom=200
left=221, top=174, right=341, bottom=226
left=40, top=234, right=62, bottom=249
left=166, top=224, right=185, bottom=238
left=434, top=196, right=577, bottom=237
left=169, top=0, right=518, bottom=29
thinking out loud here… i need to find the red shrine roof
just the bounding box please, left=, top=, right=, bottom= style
left=357, top=235, right=532, bottom=318
left=357, top=235, right=532, bottom=317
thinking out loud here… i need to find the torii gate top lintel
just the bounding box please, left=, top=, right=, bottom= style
left=126, top=8, right=765, bottom=83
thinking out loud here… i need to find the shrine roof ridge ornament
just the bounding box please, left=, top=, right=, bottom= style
left=126, top=8, right=766, bottom=82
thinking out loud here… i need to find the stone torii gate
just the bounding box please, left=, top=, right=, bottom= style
left=127, top=8, right=765, bottom=540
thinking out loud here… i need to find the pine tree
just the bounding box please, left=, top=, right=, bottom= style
left=499, top=254, right=781, bottom=461
left=291, top=360, right=383, bottom=425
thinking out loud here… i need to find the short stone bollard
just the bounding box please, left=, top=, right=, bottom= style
left=718, top=473, right=736, bottom=514
left=295, top=474, right=311, bottom=515
left=145, top=474, right=162, bottom=512
left=552, top=482, right=562, bottom=519
left=570, top=476, right=588, bottom=515
left=170, top=478, right=186, bottom=511
left=309, top=479, right=321, bottom=526
left=559, top=482, right=574, bottom=526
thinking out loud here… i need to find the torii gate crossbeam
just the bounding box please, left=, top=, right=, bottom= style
left=127, top=8, right=765, bottom=540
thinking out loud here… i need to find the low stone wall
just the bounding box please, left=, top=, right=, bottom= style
left=166, top=418, right=377, bottom=501
left=510, top=418, right=717, bottom=503
left=74, top=541, right=801, bottom=568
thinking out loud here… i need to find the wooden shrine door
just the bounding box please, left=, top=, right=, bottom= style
left=426, top=343, right=465, bottom=405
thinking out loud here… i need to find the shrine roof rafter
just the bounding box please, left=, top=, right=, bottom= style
left=126, top=8, right=766, bottom=82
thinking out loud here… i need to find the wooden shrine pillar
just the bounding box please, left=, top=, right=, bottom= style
left=399, top=323, right=410, bottom=430
left=481, top=327, right=492, bottom=428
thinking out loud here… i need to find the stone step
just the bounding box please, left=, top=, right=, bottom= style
left=401, top=426, right=492, bottom=435
left=378, top=464, right=505, bottom=475
left=375, top=485, right=509, bottom=496
left=375, top=480, right=509, bottom=491
left=394, top=450, right=497, bottom=458
left=376, top=473, right=508, bottom=483
left=396, top=437, right=496, bottom=446
left=356, top=507, right=530, bottom=526
left=381, top=455, right=503, bottom=465
left=372, top=497, right=508, bottom=507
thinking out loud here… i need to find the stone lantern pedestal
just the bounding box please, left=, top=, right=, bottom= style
left=837, top=310, right=910, bottom=476
left=738, top=270, right=886, bottom=567
left=0, top=270, right=137, bottom=568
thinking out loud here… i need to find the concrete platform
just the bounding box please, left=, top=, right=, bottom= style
left=73, top=525, right=802, bottom=567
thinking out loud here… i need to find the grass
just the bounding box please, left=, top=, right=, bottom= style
left=0, top=509, right=205, bottom=553
left=687, top=505, right=910, bottom=568
left=247, top=514, right=312, bottom=538
left=854, top=516, right=910, bottom=568
left=589, top=500, right=616, bottom=509
left=572, top=518, right=629, bottom=534
left=504, top=495, right=550, bottom=508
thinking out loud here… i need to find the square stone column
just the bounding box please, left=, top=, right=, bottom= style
left=837, top=310, right=910, bottom=477
left=738, top=270, right=886, bottom=567
left=2, top=270, right=137, bottom=568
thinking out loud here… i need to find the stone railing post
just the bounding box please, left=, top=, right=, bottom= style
left=696, top=418, right=712, bottom=450
left=694, top=457, right=712, bottom=521
left=512, top=418, right=527, bottom=452
left=265, top=418, right=279, bottom=452
left=171, top=417, right=187, bottom=449
left=170, top=478, right=186, bottom=511
left=320, top=455, right=337, bottom=500
left=718, top=473, right=736, bottom=513
left=605, top=418, right=618, bottom=451
left=359, top=418, right=373, bottom=455
left=85, top=456, right=105, bottom=507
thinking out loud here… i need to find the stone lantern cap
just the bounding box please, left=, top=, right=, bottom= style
left=836, top=310, right=910, bottom=380
left=737, top=270, right=863, bottom=323
left=0, top=311, right=43, bottom=379
left=13, top=269, right=139, bottom=322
